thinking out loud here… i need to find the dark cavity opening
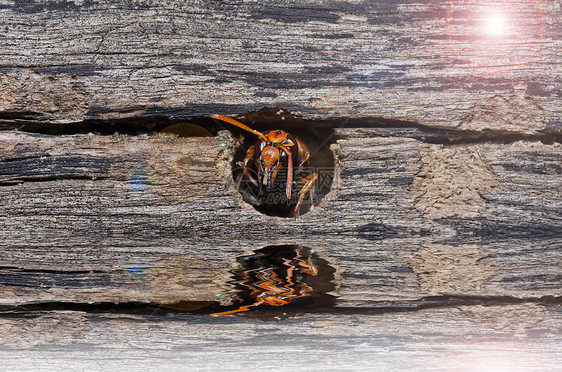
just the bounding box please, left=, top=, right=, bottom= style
left=218, top=110, right=335, bottom=217
left=212, top=245, right=337, bottom=320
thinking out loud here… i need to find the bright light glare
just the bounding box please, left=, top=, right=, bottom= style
left=485, top=13, right=507, bottom=36
left=451, top=348, right=541, bottom=372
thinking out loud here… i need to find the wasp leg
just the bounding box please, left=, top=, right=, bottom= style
left=309, top=178, right=317, bottom=209
left=211, top=299, right=264, bottom=317
left=293, top=173, right=317, bottom=218
left=236, top=145, right=254, bottom=189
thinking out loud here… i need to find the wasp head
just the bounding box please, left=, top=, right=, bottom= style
left=259, top=145, right=281, bottom=187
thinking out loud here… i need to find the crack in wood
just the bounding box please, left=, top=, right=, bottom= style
left=0, top=175, right=111, bottom=186
left=2, top=114, right=560, bottom=146
left=0, top=295, right=559, bottom=317
left=0, top=266, right=107, bottom=275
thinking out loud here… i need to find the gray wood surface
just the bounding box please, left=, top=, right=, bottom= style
left=0, top=0, right=560, bottom=132
left=0, top=305, right=560, bottom=371
left=1, top=2, right=560, bottom=367
left=1, top=130, right=560, bottom=308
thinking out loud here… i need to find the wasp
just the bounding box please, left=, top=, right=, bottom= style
left=212, top=114, right=317, bottom=218
left=211, top=246, right=319, bottom=317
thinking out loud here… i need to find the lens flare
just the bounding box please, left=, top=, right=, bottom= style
left=126, top=164, right=156, bottom=196
left=125, top=260, right=154, bottom=282
left=446, top=0, right=545, bottom=72
left=449, top=346, right=544, bottom=371
left=484, top=13, right=507, bottom=36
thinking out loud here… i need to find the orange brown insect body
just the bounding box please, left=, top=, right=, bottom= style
left=212, top=114, right=317, bottom=218
left=211, top=246, right=319, bottom=317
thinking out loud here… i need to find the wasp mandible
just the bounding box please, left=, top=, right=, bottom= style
left=212, top=114, right=317, bottom=218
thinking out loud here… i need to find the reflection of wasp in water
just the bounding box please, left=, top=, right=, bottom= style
left=212, top=246, right=320, bottom=317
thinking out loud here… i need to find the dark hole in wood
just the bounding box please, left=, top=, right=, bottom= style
left=211, top=245, right=337, bottom=320
left=226, top=114, right=335, bottom=217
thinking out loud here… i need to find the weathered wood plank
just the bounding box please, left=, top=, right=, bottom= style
left=0, top=305, right=560, bottom=370
left=0, top=0, right=560, bottom=132
left=0, top=130, right=560, bottom=307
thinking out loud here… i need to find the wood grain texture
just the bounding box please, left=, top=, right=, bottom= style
left=0, top=130, right=560, bottom=307
left=0, top=305, right=560, bottom=370
left=0, top=0, right=560, bottom=132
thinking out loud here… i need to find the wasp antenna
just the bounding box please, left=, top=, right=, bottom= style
left=212, top=114, right=268, bottom=142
